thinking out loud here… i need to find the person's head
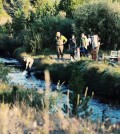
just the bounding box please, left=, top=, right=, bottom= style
left=56, top=32, right=61, bottom=37
left=81, top=33, right=85, bottom=38
left=72, top=35, right=75, bottom=39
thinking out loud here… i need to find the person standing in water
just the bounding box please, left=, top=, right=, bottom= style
left=23, top=56, right=34, bottom=76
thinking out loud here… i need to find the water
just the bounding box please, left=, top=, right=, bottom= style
left=88, top=99, right=120, bottom=124
left=8, top=69, right=65, bottom=91
left=1, top=58, right=120, bottom=124
left=0, top=58, right=19, bottom=63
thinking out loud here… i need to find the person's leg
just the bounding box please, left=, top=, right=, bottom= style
left=73, top=48, right=76, bottom=60
left=70, top=50, right=72, bottom=60
left=71, top=48, right=75, bottom=60
left=56, top=46, right=60, bottom=59
left=26, top=62, right=31, bottom=76
left=29, top=60, right=33, bottom=69
left=59, top=45, right=64, bottom=60
left=96, top=46, right=99, bottom=61
left=26, top=61, right=29, bottom=70
left=77, top=47, right=80, bottom=60
left=91, top=49, right=94, bottom=60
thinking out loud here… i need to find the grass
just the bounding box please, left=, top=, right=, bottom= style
left=0, top=81, right=10, bottom=91
left=0, top=103, right=119, bottom=134
left=16, top=51, right=120, bottom=99
left=0, top=62, right=120, bottom=133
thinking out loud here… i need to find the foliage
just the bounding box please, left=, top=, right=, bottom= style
left=12, top=9, right=27, bottom=36
left=0, top=23, right=19, bottom=56
left=13, top=47, right=26, bottom=58
left=0, top=84, right=63, bottom=111
left=74, top=0, right=120, bottom=49
left=8, top=0, right=31, bottom=17
left=69, top=60, right=120, bottom=98
left=34, top=0, right=59, bottom=17
left=41, top=48, right=56, bottom=55
left=5, top=0, right=72, bottom=55
left=58, top=0, right=87, bottom=17
left=23, top=28, right=43, bottom=54
left=34, top=56, right=120, bottom=99
left=22, top=15, right=73, bottom=54
left=0, top=0, right=3, bottom=14
left=0, top=63, right=10, bottom=82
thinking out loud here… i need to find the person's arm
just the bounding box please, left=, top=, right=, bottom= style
left=29, top=59, right=34, bottom=68
left=26, top=61, right=29, bottom=69
left=61, top=35, right=67, bottom=44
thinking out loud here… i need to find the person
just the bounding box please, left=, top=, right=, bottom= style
left=80, top=33, right=88, bottom=57
left=55, top=32, right=67, bottom=60
left=91, top=34, right=100, bottom=61
left=68, top=35, right=77, bottom=61
left=23, top=56, right=34, bottom=76
left=87, top=34, right=92, bottom=52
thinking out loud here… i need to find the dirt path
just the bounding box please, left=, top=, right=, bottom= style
left=49, top=54, right=82, bottom=63
left=50, top=54, right=71, bottom=62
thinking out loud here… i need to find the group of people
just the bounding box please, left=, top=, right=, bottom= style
left=55, top=31, right=101, bottom=61
left=23, top=31, right=100, bottom=77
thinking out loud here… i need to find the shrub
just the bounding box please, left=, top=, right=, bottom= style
left=22, top=15, right=73, bottom=54
left=23, top=28, right=43, bottom=54
left=13, top=47, right=26, bottom=58
left=69, top=60, right=120, bottom=98
left=0, top=63, right=10, bottom=82
left=58, top=0, right=88, bottom=17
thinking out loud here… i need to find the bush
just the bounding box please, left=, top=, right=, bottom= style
left=69, top=60, right=120, bottom=98
left=0, top=63, right=10, bottom=82
left=58, top=0, right=88, bottom=17
left=23, top=28, right=43, bottom=54
left=30, top=15, right=73, bottom=49
left=74, top=0, right=120, bottom=49
left=20, top=14, right=73, bottom=54
left=13, top=47, right=26, bottom=58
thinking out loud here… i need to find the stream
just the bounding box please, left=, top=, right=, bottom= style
left=0, top=58, right=120, bottom=124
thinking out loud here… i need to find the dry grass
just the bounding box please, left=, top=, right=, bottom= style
left=0, top=62, right=119, bottom=133
left=0, top=103, right=119, bottom=134
left=0, top=81, right=10, bottom=91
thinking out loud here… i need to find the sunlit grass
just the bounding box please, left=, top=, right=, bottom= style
left=0, top=81, right=10, bottom=91
left=0, top=102, right=119, bottom=134
left=0, top=61, right=119, bottom=133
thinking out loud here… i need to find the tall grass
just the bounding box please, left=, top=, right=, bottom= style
left=0, top=103, right=119, bottom=133
left=0, top=67, right=119, bottom=133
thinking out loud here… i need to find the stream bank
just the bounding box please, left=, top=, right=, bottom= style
left=1, top=57, right=120, bottom=124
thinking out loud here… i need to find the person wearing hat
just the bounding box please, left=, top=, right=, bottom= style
left=55, top=32, right=67, bottom=60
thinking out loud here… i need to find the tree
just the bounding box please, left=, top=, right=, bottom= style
left=0, top=0, right=4, bottom=14
left=74, top=0, right=120, bottom=49
left=58, top=0, right=87, bottom=17
left=34, top=0, right=59, bottom=17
